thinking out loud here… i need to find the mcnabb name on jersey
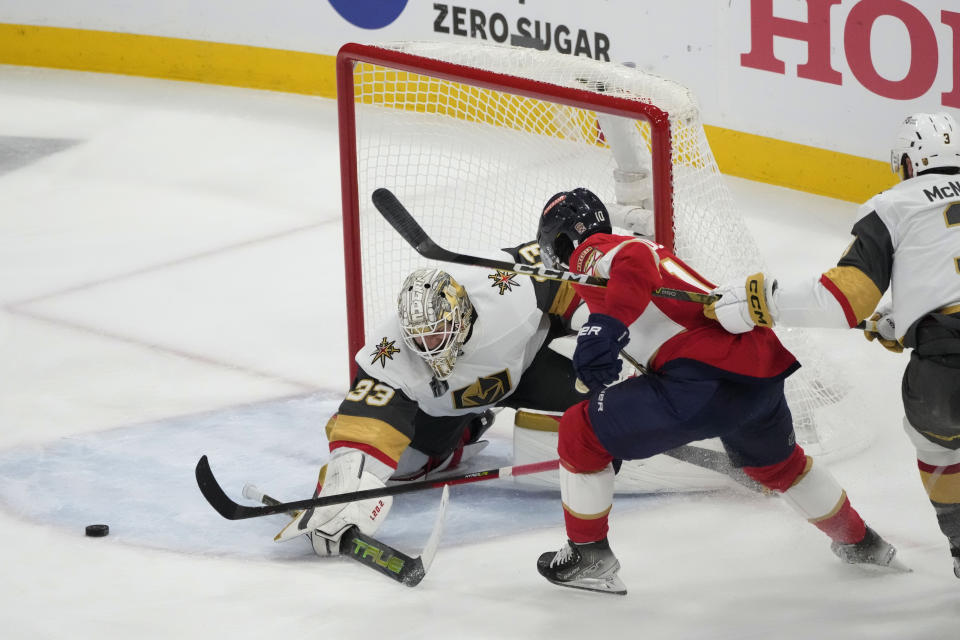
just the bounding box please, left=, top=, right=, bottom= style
left=433, top=4, right=611, bottom=61
left=923, top=179, right=960, bottom=203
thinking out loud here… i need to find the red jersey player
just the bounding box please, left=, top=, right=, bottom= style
left=533, top=188, right=904, bottom=595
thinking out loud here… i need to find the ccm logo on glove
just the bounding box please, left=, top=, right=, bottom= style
left=747, top=278, right=769, bottom=327
left=748, top=274, right=774, bottom=328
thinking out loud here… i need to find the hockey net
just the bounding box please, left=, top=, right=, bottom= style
left=337, top=41, right=869, bottom=461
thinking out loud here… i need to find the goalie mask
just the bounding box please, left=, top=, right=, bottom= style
left=891, top=112, right=960, bottom=179
left=397, top=268, right=474, bottom=380
left=537, top=187, right=612, bottom=270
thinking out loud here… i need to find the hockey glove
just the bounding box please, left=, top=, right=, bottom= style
left=573, top=313, right=630, bottom=391
left=704, top=272, right=778, bottom=334
left=274, top=449, right=393, bottom=556
left=863, top=310, right=902, bottom=353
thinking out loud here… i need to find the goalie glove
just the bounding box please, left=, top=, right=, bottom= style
left=274, top=449, right=393, bottom=556
left=704, top=272, right=778, bottom=334
left=863, top=308, right=902, bottom=353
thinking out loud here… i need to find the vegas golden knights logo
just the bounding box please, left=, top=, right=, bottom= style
left=488, top=269, right=520, bottom=295
left=370, top=337, right=400, bottom=368
left=452, top=369, right=512, bottom=408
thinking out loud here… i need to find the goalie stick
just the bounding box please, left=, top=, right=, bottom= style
left=370, top=187, right=717, bottom=305
left=662, top=445, right=763, bottom=493
left=241, top=483, right=447, bottom=587
left=196, top=455, right=561, bottom=521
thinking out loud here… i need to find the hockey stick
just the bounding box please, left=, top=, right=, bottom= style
left=196, top=455, right=560, bottom=521
left=661, top=445, right=764, bottom=493
left=371, top=187, right=718, bottom=305
left=241, top=483, right=447, bottom=587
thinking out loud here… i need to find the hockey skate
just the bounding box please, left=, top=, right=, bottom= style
left=830, top=526, right=909, bottom=571
left=537, top=538, right=627, bottom=595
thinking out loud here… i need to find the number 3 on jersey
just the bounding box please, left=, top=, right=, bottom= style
left=345, top=379, right=395, bottom=406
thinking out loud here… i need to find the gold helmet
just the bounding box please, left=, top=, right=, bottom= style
left=397, top=268, right=474, bottom=380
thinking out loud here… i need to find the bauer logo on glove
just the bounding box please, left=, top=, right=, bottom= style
left=573, top=313, right=630, bottom=391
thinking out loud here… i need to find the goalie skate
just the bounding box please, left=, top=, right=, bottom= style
left=537, top=538, right=627, bottom=595
left=830, top=526, right=909, bottom=571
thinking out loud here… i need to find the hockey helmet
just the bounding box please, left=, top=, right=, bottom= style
left=397, top=268, right=473, bottom=380
left=537, top=187, right=612, bottom=270
left=891, top=113, right=960, bottom=179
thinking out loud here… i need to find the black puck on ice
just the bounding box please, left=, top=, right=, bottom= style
left=85, top=524, right=109, bottom=537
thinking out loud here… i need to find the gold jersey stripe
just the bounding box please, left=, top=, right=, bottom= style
left=324, top=415, right=338, bottom=441
left=547, top=281, right=578, bottom=316
left=327, top=414, right=412, bottom=463
left=822, top=265, right=883, bottom=323
left=920, top=429, right=960, bottom=443
left=920, top=468, right=960, bottom=504
left=514, top=410, right=561, bottom=432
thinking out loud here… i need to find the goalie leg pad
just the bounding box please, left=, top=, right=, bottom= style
left=275, top=450, right=393, bottom=548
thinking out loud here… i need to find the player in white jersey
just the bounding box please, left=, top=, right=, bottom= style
left=707, top=112, right=960, bottom=578
left=274, top=242, right=587, bottom=555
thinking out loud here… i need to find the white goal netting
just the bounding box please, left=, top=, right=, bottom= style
left=339, top=41, right=869, bottom=461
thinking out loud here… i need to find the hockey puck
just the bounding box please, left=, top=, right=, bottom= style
left=85, top=524, right=109, bottom=537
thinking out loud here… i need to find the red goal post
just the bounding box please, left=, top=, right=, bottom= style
left=337, top=41, right=675, bottom=374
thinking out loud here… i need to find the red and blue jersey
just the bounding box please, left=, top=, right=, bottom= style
left=570, top=233, right=798, bottom=381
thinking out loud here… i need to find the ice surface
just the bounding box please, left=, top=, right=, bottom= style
left=0, top=65, right=955, bottom=639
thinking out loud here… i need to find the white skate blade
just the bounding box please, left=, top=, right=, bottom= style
left=883, top=552, right=912, bottom=573
left=544, top=559, right=628, bottom=595
left=839, top=547, right=912, bottom=573
left=545, top=573, right=627, bottom=596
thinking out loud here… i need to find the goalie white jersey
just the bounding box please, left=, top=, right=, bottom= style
left=356, top=256, right=551, bottom=417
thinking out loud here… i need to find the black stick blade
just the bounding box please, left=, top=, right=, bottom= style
left=196, top=455, right=244, bottom=519
left=195, top=456, right=285, bottom=520
left=371, top=188, right=430, bottom=251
